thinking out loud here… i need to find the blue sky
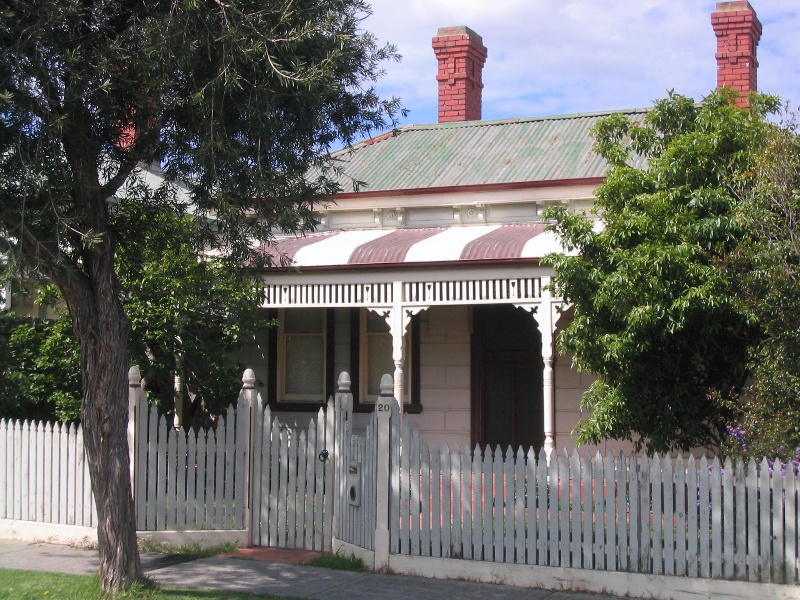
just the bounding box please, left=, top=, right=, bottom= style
left=361, top=0, right=800, bottom=127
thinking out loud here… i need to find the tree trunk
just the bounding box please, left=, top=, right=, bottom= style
left=53, top=263, right=143, bottom=593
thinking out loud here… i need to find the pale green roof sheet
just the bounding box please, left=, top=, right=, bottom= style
left=328, top=109, right=649, bottom=194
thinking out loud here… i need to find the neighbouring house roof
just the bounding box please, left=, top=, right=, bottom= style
left=325, top=109, right=649, bottom=194
left=264, top=223, right=584, bottom=270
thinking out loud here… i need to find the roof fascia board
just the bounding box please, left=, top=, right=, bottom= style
left=331, top=177, right=605, bottom=203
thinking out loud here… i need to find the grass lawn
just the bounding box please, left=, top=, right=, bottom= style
left=0, top=569, right=303, bottom=600
left=304, top=553, right=367, bottom=572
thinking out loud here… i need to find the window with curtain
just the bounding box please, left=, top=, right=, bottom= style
left=278, top=308, right=326, bottom=402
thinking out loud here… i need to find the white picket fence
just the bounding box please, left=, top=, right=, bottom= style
left=0, top=369, right=336, bottom=552
left=0, top=419, right=96, bottom=527
left=3, top=369, right=800, bottom=591
left=132, top=393, right=251, bottom=531
left=389, top=416, right=800, bottom=584
left=133, top=370, right=335, bottom=549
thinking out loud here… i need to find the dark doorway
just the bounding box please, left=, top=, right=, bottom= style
left=471, top=304, right=544, bottom=452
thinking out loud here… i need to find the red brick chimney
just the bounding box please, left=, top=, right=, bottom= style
left=711, top=1, right=761, bottom=108
left=433, top=26, right=487, bottom=123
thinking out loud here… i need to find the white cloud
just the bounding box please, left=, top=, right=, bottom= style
left=362, top=0, right=800, bottom=127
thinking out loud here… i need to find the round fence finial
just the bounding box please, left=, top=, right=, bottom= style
left=128, top=365, right=141, bottom=386
left=242, top=368, right=256, bottom=388
left=380, top=373, right=393, bottom=397
left=338, top=371, right=351, bottom=393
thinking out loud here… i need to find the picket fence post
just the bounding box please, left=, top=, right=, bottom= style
left=333, top=371, right=353, bottom=542
left=241, top=369, right=259, bottom=545
left=127, top=366, right=141, bottom=495
left=374, top=374, right=394, bottom=569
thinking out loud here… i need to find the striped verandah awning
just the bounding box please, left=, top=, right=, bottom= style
left=263, top=223, right=565, bottom=269
left=258, top=222, right=572, bottom=318
left=258, top=222, right=578, bottom=317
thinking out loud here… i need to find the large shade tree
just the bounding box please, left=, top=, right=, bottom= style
left=727, top=105, right=800, bottom=460
left=543, top=91, right=777, bottom=454
left=0, top=0, right=402, bottom=591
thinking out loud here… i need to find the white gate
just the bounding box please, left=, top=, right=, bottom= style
left=251, top=394, right=335, bottom=551
left=334, top=389, right=378, bottom=549
left=334, top=374, right=399, bottom=558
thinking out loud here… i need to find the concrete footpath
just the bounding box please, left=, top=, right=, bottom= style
left=0, top=538, right=628, bottom=600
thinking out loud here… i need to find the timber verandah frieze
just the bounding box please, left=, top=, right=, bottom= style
left=262, top=271, right=564, bottom=429
left=262, top=276, right=546, bottom=309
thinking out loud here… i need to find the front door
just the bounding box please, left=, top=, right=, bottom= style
left=471, top=304, right=544, bottom=452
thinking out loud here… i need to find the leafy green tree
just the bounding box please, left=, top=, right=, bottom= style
left=543, top=91, right=777, bottom=453
left=0, top=0, right=402, bottom=591
left=113, top=200, right=269, bottom=420
left=2, top=205, right=268, bottom=424
left=23, top=200, right=271, bottom=423
left=726, top=105, right=800, bottom=461
left=0, top=312, right=81, bottom=422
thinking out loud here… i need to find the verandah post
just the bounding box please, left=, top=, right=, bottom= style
left=374, top=373, right=394, bottom=570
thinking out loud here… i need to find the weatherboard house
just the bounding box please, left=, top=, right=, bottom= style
left=241, top=1, right=762, bottom=453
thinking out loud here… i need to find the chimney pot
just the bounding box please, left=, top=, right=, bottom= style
left=433, top=26, right=487, bottom=123
left=711, top=1, right=761, bottom=108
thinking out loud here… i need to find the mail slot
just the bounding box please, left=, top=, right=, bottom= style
left=347, top=460, right=362, bottom=506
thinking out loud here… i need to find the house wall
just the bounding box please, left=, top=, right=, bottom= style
left=5, top=280, right=61, bottom=319
left=333, top=307, right=352, bottom=386
left=553, top=349, right=591, bottom=452
left=554, top=360, right=636, bottom=455
left=412, top=305, right=472, bottom=448
left=318, top=187, right=599, bottom=232
left=408, top=306, right=635, bottom=454
left=233, top=305, right=639, bottom=455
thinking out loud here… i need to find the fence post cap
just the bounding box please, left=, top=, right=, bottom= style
left=242, top=368, right=256, bottom=389
left=379, top=373, right=393, bottom=397
left=337, top=371, right=351, bottom=392
left=128, top=365, right=141, bottom=386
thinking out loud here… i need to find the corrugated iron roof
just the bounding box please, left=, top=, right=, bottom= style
left=326, top=109, right=649, bottom=193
